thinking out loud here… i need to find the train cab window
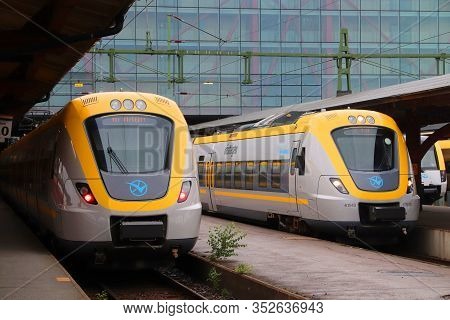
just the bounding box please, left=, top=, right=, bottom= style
left=234, top=162, right=242, bottom=189
left=258, top=161, right=268, bottom=188
left=245, top=161, right=255, bottom=190
left=224, top=162, right=232, bottom=188
left=85, top=114, right=172, bottom=174
left=290, top=148, right=298, bottom=175
left=215, top=162, right=223, bottom=188
left=271, top=161, right=281, bottom=188
left=198, top=162, right=206, bottom=187
left=198, top=155, right=205, bottom=162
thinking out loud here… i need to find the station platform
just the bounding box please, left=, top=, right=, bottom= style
left=408, top=205, right=450, bottom=263
left=193, top=215, right=450, bottom=299
left=0, top=197, right=88, bottom=299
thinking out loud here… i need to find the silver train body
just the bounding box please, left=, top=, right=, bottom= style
left=194, top=109, right=420, bottom=239
left=0, top=92, right=201, bottom=257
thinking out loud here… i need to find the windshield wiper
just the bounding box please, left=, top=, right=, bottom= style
left=107, top=146, right=129, bottom=174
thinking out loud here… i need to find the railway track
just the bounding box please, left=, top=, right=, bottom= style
left=64, top=263, right=223, bottom=300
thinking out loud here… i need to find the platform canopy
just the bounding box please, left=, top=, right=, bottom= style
left=0, top=0, right=134, bottom=117
left=190, top=73, right=450, bottom=133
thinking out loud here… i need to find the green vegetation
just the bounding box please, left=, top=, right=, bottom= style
left=234, top=263, right=253, bottom=275
left=207, top=223, right=247, bottom=260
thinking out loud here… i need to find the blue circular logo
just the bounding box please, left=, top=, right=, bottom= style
left=127, top=180, right=148, bottom=197
left=368, top=176, right=384, bottom=189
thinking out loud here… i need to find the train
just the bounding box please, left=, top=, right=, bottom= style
left=193, top=109, right=420, bottom=241
left=420, top=137, right=447, bottom=204
left=0, top=92, right=201, bottom=259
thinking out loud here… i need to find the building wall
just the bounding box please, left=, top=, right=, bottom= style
left=36, top=0, right=450, bottom=118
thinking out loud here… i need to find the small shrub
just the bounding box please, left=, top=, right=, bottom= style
left=207, top=223, right=247, bottom=260
left=206, top=267, right=221, bottom=290
left=234, top=263, right=252, bottom=274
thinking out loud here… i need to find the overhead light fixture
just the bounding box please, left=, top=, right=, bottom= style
left=203, top=82, right=214, bottom=85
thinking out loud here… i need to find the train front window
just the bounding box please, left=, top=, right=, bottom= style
left=85, top=114, right=172, bottom=174
left=332, top=127, right=396, bottom=172
left=421, top=147, right=438, bottom=170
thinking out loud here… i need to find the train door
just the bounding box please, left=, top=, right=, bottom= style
left=204, top=153, right=218, bottom=212
left=288, top=141, right=301, bottom=213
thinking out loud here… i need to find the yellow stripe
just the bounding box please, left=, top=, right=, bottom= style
left=199, top=188, right=207, bottom=194
left=214, top=190, right=308, bottom=205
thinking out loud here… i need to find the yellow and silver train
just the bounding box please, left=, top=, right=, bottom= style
left=194, top=109, right=420, bottom=239
left=0, top=92, right=201, bottom=257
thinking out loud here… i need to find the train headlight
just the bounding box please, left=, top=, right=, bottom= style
left=348, top=116, right=357, bottom=124
left=366, top=116, right=375, bottom=124
left=357, top=115, right=366, bottom=124
left=123, top=99, right=134, bottom=110
left=178, top=181, right=192, bottom=203
left=110, top=99, right=121, bottom=110
left=407, top=177, right=415, bottom=195
left=330, top=178, right=349, bottom=194
left=136, top=99, right=147, bottom=111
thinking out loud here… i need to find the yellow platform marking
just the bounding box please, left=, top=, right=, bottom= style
left=56, top=277, right=71, bottom=283
left=214, top=190, right=308, bottom=205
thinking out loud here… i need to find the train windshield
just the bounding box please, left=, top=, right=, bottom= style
left=421, top=147, right=438, bottom=170
left=332, top=127, right=396, bottom=172
left=85, top=114, right=172, bottom=174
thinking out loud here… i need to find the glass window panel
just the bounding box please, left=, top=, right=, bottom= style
left=342, top=0, right=360, bottom=10
left=420, top=12, right=438, bottom=43
left=271, top=161, right=281, bottom=188
left=220, top=9, right=240, bottom=41
left=220, top=0, right=240, bottom=8
left=301, top=11, right=320, bottom=42
left=321, top=11, right=340, bottom=42
left=245, top=161, right=255, bottom=189
left=361, top=0, right=379, bottom=10
left=381, top=12, right=399, bottom=43
left=241, top=10, right=260, bottom=41
left=258, top=161, right=268, bottom=188
left=361, top=11, right=380, bottom=42
left=421, top=0, right=439, bottom=11
left=281, top=0, right=300, bottom=9
left=261, top=10, right=280, bottom=42
left=400, top=0, right=419, bottom=10
left=199, top=0, right=218, bottom=7
left=321, top=0, right=339, bottom=10
left=261, top=0, right=280, bottom=9
left=439, top=12, right=450, bottom=43
left=381, top=0, right=399, bottom=10
left=234, top=162, right=242, bottom=189
left=399, top=12, right=419, bottom=43
left=215, top=162, right=223, bottom=188
left=199, top=10, right=220, bottom=41
left=341, top=11, right=360, bottom=41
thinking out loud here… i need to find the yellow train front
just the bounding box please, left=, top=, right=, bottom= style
left=0, top=92, right=201, bottom=258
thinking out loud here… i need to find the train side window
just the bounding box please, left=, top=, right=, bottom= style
left=258, top=161, right=268, bottom=188
left=271, top=160, right=281, bottom=189
left=290, top=148, right=298, bottom=175
left=297, top=148, right=306, bottom=175
left=215, top=162, right=223, bottom=188
left=224, top=162, right=232, bottom=188
left=234, top=161, right=242, bottom=189
left=198, top=162, right=206, bottom=187
left=245, top=161, right=254, bottom=190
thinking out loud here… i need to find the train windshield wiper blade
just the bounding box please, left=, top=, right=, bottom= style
left=107, top=146, right=129, bottom=174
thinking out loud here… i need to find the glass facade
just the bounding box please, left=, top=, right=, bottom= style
left=36, top=0, right=450, bottom=118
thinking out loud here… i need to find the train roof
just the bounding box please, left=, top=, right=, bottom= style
left=194, top=109, right=395, bottom=145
